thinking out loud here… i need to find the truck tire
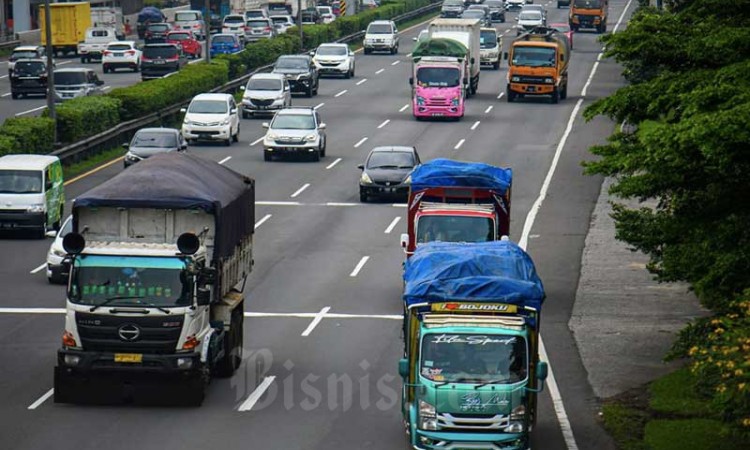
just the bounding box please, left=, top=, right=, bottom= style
left=364, top=48, right=371, bottom=55
left=11, top=92, right=18, bottom=100
left=550, top=88, right=560, bottom=104
left=214, top=307, right=244, bottom=378
left=560, top=82, right=568, bottom=100
left=507, top=87, right=516, bottom=102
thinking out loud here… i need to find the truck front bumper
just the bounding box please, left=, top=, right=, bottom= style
left=509, top=82, right=555, bottom=95
left=413, top=430, right=528, bottom=450
left=413, top=103, right=464, bottom=119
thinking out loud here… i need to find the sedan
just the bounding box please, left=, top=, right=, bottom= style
left=550, top=22, right=574, bottom=49
left=461, top=9, right=492, bottom=27
left=358, top=146, right=421, bottom=202
left=123, top=128, right=187, bottom=168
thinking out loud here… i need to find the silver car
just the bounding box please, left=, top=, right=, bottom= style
left=262, top=107, right=327, bottom=162
left=53, top=68, right=104, bottom=102
left=240, top=73, right=292, bottom=118
left=244, top=18, right=276, bottom=42
left=270, top=15, right=295, bottom=34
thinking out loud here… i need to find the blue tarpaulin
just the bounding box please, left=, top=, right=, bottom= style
left=409, top=159, right=512, bottom=193
left=403, top=240, right=545, bottom=311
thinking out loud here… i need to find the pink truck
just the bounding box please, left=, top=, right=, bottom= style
left=410, top=54, right=466, bottom=119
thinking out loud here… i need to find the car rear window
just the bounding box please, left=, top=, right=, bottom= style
left=54, top=71, right=87, bottom=85
left=148, top=24, right=170, bottom=31
left=213, top=35, right=236, bottom=44
left=246, top=20, right=270, bottom=28
left=107, top=44, right=132, bottom=51
left=143, top=46, right=178, bottom=58
left=224, top=16, right=244, bottom=24
left=175, top=12, right=200, bottom=21
left=90, top=29, right=111, bottom=37
left=168, top=33, right=190, bottom=40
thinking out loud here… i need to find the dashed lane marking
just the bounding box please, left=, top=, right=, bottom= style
left=290, top=183, right=310, bottom=198
left=454, top=138, right=465, bottom=150
left=377, top=119, right=390, bottom=129
left=326, top=157, right=342, bottom=169
left=354, top=137, right=368, bottom=148
left=349, top=256, right=370, bottom=277
left=384, top=216, right=401, bottom=234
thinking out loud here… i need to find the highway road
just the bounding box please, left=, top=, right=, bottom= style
left=0, top=1, right=635, bottom=448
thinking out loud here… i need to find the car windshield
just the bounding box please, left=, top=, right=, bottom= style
left=275, top=57, right=307, bottom=69
left=224, top=16, right=244, bottom=24
left=519, top=11, right=542, bottom=20
left=512, top=46, right=556, bottom=67
left=11, top=50, right=39, bottom=59
left=13, top=61, right=45, bottom=75
left=574, top=0, right=602, bottom=7
left=132, top=131, right=177, bottom=148
left=416, top=215, right=494, bottom=244
left=316, top=46, right=347, bottom=56
left=213, top=35, right=236, bottom=44
left=175, top=12, right=199, bottom=21
left=247, top=78, right=282, bottom=90
left=0, top=170, right=43, bottom=194
left=247, top=20, right=270, bottom=27
left=367, top=23, right=392, bottom=34
left=107, top=44, right=132, bottom=51
left=416, top=67, right=460, bottom=88
left=188, top=100, right=228, bottom=114
left=143, top=46, right=177, bottom=58
left=272, top=114, right=315, bottom=129
left=367, top=151, right=415, bottom=169
left=54, top=72, right=87, bottom=85
left=148, top=24, right=169, bottom=31
left=420, top=334, right=527, bottom=384
left=480, top=30, right=497, bottom=49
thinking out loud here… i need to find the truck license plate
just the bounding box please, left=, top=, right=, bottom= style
left=114, top=353, right=143, bottom=363
left=432, top=113, right=444, bottom=117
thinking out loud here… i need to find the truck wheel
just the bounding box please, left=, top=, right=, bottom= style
left=80, top=57, right=86, bottom=64
left=214, top=308, right=244, bottom=378
left=507, top=88, right=516, bottom=102
left=560, top=82, right=568, bottom=100
left=493, top=60, right=500, bottom=70
left=11, top=92, right=18, bottom=100
left=550, top=88, right=560, bottom=104
left=364, top=48, right=371, bottom=55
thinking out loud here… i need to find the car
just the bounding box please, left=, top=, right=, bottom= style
left=181, top=93, right=240, bottom=146
left=483, top=0, right=506, bottom=22
left=144, top=22, right=171, bottom=43
left=467, top=4, right=492, bottom=18
left=244, top=18, right=276, bottom=42
left=9, top=59, right=48, bottom=99
left=8, top=45, right=47, bottom=75
left=262, top=107, right=327, bottom=162
left=141, top=43, right=186, bottom=80
left=550, top=22, right=574, bottom=49
left=53, top=68, right=104, bottom=102
left=78, top=27, right=119, bottom=63
left=244, top=9, right=268, bottom=20
left=45, top=214, right=72, bottom=283
left=480, top=27, right=502, bottom=70
left=521, top=4, right=548, bottom=20
left=440, top=0, right=464, bottom=17
left=271, top=54, right=319, bottom=97
left=505, top=0, right=526, bottom=11
left=102, top=41, right=141, bottom=73
left=358, top=146, right=420, bottom=202
left=210, top=33, right=243, bottom=57
left=268, top=0, right=293, bottom=15
left=222, top=14, right=247, bottom=42
left=516, top=10, right=545, bottom=34
left=172, top=10, right=205, bottom=40
left=316, top=6, right=336, bottom=23
left=166, top=31, right=202, bottom=59
left=526, top=0, right=534, bottom=3
left=361, top=0, right=380, bottom=9
left=311, top=43, right=355, bottom=78
left=270, top=15, right=295, bottom=34
left=123, top=128, right=187, bottom=168
left=301, top=8, right=321, bottom=24
left=240, top=73, right=292, bottom=118
left=557, top=0, right=571, bottom=7
left=461, top=9, right=492, bottom=27
left=363, top=20, right=399, bottom=54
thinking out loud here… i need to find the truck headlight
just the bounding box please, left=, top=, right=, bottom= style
left=416, top=96, right=426, bottom=106
left=544, top=78, right=554, bottom=84
left=176, top=357, right=194, bottom=369
left=504, top=421, right=524, bottom=433
left=511, top=404, right=526, bottom=419
left=511, top=76, right=520, bottom=82
left=64, top=355, right=81, bottom=366
left=360, top=172, right=373, bottom=184
left=419, top=400, right=437, bottom=430
left=27, top=204, right=46, bottom=213
left=451, top=97, right=460, bottom=106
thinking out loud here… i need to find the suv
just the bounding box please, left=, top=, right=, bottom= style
left=311, top=43, right=355, bottom=78
left=141, top=43, right=186, bottom=80
left=440, top=0, right=464, bottom=18
left=210, top=34, right=242, bottom=57
left=363, top=20, right=399, bottom=54
left=181, top=93, right=240, bottom=146
left=10, top=59, right=48, bottom=99
left=144, top=22, right=171, bottom=43
left=316, top=6, right=336, bottom=23
left=8, top=45, right=46, bottom=75
left=53, top=68, right=104, bottom=102
left=222, top=14, right=246, bottom=42
left=244, top=18, right=276, bottom=42
left=300, top=8, right=321, bottom=24
left=102, top=41, right=141, bottom=73
left=173, top=10, right=205, bottom=39
left=244, top=9, right=268, bottom=20
left=271, top=54, right=319, bottom=97
left=262, top=107, right=327, bottom=162
left=240, top=73, right=291, bottom=118
left=270, top=15, right=295, bottom=34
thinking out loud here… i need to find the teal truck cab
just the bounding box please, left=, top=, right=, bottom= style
left=399, top=239, right=547, bottom=450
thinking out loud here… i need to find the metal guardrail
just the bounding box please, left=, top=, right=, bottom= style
left=0, top=39, right=20, bottom=51
left=52, top=2, right=441, bottom=164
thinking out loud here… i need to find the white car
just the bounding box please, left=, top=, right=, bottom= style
left=363, top=20, right=399, bottom=54
left=46, top=215, right=72, bottom=284
left=222, top=14, right=247, bottom=42
left=181, top=93, right=241, bottom=146
left=516, top=10, right=545, bottom=34
left=311, top=43, right=355, bottom=78
left=316, top=6, right=336, bottom=24
left=102, top=41, right=141, bottom=73
left=262, top=107, right=327, bottom=162
left=240, top=73, right=292, bottom=118
left=270, top=15, right=295, bottom=34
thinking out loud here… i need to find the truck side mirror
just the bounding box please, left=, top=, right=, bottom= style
left=398, top=358, right=409, bottom=378
left=400, top=232, right=409, bottom=249
left=408, top=77, right=413, bottom=85
left=536, top=361, right=548, bottom=381
left=196, top=287, right=211, bottom=306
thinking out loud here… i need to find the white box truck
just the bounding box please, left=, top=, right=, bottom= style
left=428, top=18, right=482, bottom=95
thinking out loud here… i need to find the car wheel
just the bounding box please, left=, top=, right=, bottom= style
left=320, top=140, right=326, bottom=157
left=364, top=48, right=371, bottom=55
left=11, top=92, right=18, bottom=100
left=493, top=60, right=500, bottom=70
left=345, top=68, right=351, bottom=79
left=360, top=189, right=368, bottom=203
left=242, top=111, right=249, bottom=119
left=80, top=57, right=86, bottom=64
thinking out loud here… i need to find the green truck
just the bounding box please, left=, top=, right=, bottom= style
left=399, top=239, right=548, bottom=450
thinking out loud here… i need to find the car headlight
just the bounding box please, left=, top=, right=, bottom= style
left=296, top=73, right=309, bottom=80
left=183, top=120, right=193, bottom=126
left=221, top=118, right=231, bottom=126
left=511, top=76, right=520, bottom=82
left=360, top=172, right=373, bottom=184
left=27, top=204, right=46, bottom=213
left=419, top=400, right=437, bottom=430
left=266, top=132, right=279, bottom=140
left=403, top=174, right=412, bottom=185
left=416, top=96, right=426, bottom=106
left=544, top=78, right=554, bottom=84
left=304, top=133, right=318, bottom=142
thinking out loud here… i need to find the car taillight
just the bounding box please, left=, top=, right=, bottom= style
left=126, top=50, right=136, bottom=55
left=244, top=26, right=251, bottom=31
left=103, top=50, right=112, bottom=56
left=193, top=23, right=201, bottom=28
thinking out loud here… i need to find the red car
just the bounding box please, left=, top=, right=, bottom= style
left=550, top=23, right=574, bottom=50
left=166, top=31, right=202, bottom=59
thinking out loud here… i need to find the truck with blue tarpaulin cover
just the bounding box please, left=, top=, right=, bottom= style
left=399, top=239, right=548, bottom=450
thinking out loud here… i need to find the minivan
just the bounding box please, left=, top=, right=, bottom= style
left=53, top=68, right=104, bottom=102
left=0, top=155, right=65, bottom=238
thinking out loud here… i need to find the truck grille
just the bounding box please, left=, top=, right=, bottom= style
left=426, top=97, right=450, bottom=106
left=517, top=76, right=548, bottom=84
left=437, top=412, right=510, bottom=431
left=75, top=312, right=183, bottom=354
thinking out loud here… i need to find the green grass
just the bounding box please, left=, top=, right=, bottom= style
left=0, top=47, right=12, bottom=58
left=63, top=146, right=126, bottom=181
left=644, top=419, right=743, bottom=450
left=649, top=367, right=712, bottom=416
left=601, top=403, right=650, bottom=450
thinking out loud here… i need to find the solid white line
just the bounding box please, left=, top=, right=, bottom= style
left=356, top=78, right=367, bottom=86
left=354, top=137, right=368, bottom=148
left=219, top=156, right=232, bottom=164
left=28, top=389, right=54, bottom=410
left=0, top=308, right=65, bottom=314
left=375, top=68, right=385, bottom=74
left=238, top=376, right=276, bottom=412
left=325, top=202, right=358, bottom=206
left=349, top=256, right=370, bottom=277
left=484, top=105, right=493, bottom=114
left=326, top=157, right=342, bottom=169
left=256, top=201, right=301, bottom=206
left=254, top=214, right=272, bottom=229
left=613, top=0, right=634, bottom=33
left=30, top=263, right=47, bottom=274
left=384, top=216, right=401, bottom=234
left=454, top=139, right=465, bottom=150
left=301, top=306, right=331, bottom=336
left=471, top=121, right=480, bottom=130
left=243, top=311, right=402, bottom=320
left=102, top=86, right=110, bottom=91
left=250, top=136, right=264, bottom=146
left=1, top=92, right=10, bottom=97
left=335, top=89, right=348, bottom=97
left=399, top=104, right=409, bottom=112
left=377, top=119, right=390, bottom=129
left=497, top=92, right=505, bottom=100
left=290, top=183, right=310, bottom=198
left=391, top=60, right=400, bottom=66
left=314, top=102, right=325, bottom=109
left=15, top=105, right=46, bottom=116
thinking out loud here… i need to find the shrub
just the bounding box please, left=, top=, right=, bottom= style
left=0, top=134, right=17, bottom=157
left=50, top=96, right=121, bottom=144
left=0, top=117, right=55, bottom=155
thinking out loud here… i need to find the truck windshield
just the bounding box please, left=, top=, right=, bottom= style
left=511, top=46, right=556, bottom=67
left=0, top=170, right=42, bottom=194
left=573, top=0, right=602, bottom=7
left=416, top=67, right=460, bottom=88
left=416, top=215, right=494, bottom=244
left=68, top=256, right=191, bottom=308
left=480, top=30, right=497, bottom=49
left=421, top=333, right=527, bottom=383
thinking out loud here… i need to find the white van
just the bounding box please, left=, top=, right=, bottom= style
left=0, top=155, right=65, bottom=238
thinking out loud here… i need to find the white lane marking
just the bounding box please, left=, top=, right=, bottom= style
left=354, top=137, right=368, bottom=148
left=377, top=119, right=390, bottom=129
left=349, top=256, right=370, bottom=277
left=335, top=89, right=348, bottom=97
left=471, top=121, right=480, bottom=130
left=28, top=388, right=54, bottom=410
left=238, top=376, right=276, bottom=412
left=254, top=214, right=272, bottom=229
left=325, top=202, right=358, bottom=206
left=484, top=105, right=493, bottom=114
left=391, top=60, right=400, bottom=66
left=399, top=104, right=409, bottom=112
left=497, top=92, right=505, bottom=100
left=0, top=75, right=8, bottom=79
left=290, top=183, right=310, bottom=198
left=392, top=203, right=407, bottom=208
left=375, top=68, right=385, bottom=74
left=250, top=136, right=264, bottom=146
left=0, top=307, right=65, bottom=314
left=57, top=61, right=71, bottom=66
left=15, top=105, right=46, bottom=116
left=219, top=156, right=232, bottom=164
left=356, top=78, right=367, bottom=86
left=1, top=92, right=10, bottom=97
left=326, top=157, right=342, bottom=169
left=384, top=216, right=401, bottom=234
left=406, top=53, right=412, bottom=57
left=613, top=0, right=634, bottom=33
left=102, top=86, right=110, bottom=91
left=256, top=201, right=301, bottom=206
left=30, top=263, right=47, bottom=274
left=244, top=311, right=402, bottom=320
left=301, top=306, right=331, bottom=336
left=454, top=139, right=465, bottom=150
left=314, top=102, right=325, bottom=109
left=504, top=29, right=510, bottom=34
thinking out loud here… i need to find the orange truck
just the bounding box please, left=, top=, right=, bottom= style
left=569, top=0, right=608, bottom=33
left=503, top=27, right=570, bottom=104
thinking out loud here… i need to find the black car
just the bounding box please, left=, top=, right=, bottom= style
left=10, top=59, right=48, bottom=99
left=483, top=0, right=507, bottom=22
left=358, top=146, right=421, bottom=202
left=144, top=22, right=171, bottom=43
left=271, top=55, right=319, bottom=97
left=123, top=128, right=187, bottom=168
left=141, top=43, right=186, bottom=80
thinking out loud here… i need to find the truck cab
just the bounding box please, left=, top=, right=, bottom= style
left=410, top=56, right=466, bottom=120
left=505, top=27, right=570, bottom=104
left=569, top=0, right=608, bottom=33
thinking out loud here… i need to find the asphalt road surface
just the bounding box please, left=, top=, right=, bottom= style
left=0, top=1, right=636, bottom=449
